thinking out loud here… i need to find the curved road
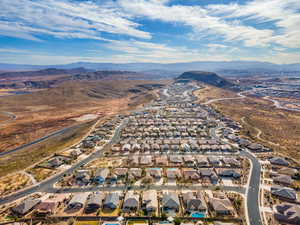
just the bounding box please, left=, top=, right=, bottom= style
left=0, top=84, right=263, bottom=225
left=210, top=124, right=262, bottom=225
left=0, top=120, right=127, bottom=205
left=263, top=96, right=300, bottom=112
left=241, top=116, right=280, bottom=147
left=204, top=91, right=246, bottom=105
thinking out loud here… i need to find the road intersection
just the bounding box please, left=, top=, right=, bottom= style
left=0, top=83, right=264, bottom=225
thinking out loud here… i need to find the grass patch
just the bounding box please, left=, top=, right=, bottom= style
left=99, top=207, right=120, bottom=217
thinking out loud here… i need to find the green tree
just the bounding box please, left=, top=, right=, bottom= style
left=174, top=218, right=182, bottom=225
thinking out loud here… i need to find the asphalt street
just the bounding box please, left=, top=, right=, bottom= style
left=0, top=84, right=263, bottom=225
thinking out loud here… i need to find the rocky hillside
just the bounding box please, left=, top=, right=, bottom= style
left=0, top=69, right=149, bottom=89
left=176, top=71, right=234, bottom=88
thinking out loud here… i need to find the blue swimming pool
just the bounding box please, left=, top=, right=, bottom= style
left=191, top=212, right=205, bottom=218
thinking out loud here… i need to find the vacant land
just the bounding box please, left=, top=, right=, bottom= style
left=26, top=167, right=56, bottom=182
left=0, top=119, right=95, bottom=177
left=194, top=85, right=237, bottom=103
left=197, top=86, right=300, bottom=161
left=0, top=173, right=32, bottom=196
left=0, top=80, right=168, bottom=177
left=0, top=80, right=167, bottom=152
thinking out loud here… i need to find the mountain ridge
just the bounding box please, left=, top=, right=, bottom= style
left=1, top=61, right=300, bottom=73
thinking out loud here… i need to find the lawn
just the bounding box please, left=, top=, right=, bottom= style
left=74, top=221, right=100, bottom=225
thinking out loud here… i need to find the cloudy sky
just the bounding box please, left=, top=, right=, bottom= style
left=0, top=0, right=299, bottom=65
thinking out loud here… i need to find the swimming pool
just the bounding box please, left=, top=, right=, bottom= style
left=190, top=212, right=205, bottom=218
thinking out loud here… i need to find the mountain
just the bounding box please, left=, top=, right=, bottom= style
left=0, top=69, right=155, bottom=89
left=1, top=61, right=300, bottom=75
left=176, top=71, right=234, bottom=88
left=0, top=67, right=90, bottom=79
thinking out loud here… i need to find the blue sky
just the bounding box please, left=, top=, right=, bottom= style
left=0, top=0, right=299, bottom=65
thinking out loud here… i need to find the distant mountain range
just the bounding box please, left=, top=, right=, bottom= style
left=1, top=61, right=300, bottom=75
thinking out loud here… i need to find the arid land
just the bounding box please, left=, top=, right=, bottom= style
left=196, top=86, right=300, bottom=161
left=0, top=79, right=168, bottom=177
left=0, top=80, right=168, bottom=152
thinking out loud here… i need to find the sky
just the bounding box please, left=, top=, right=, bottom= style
left=0, top=0, right=299, bottom=65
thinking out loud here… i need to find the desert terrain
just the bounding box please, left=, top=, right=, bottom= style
left=196, top=86, right=300, bottom=161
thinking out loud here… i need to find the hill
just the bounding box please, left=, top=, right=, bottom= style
left=0, top=70, right=151, bottom=89
left=0, top=79, right=168, bottom=153
left=0, top=67, right=89, bottom=78
left=1, top=61, right=300, bottom=76
left=176, top=71, right=234, bottom=88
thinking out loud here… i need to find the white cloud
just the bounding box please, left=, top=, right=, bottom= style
left=0, top=0, right=150, bottom=41
left=206, top=0, right=300, bottom=48
left=118, top=0, right=274, bottom=47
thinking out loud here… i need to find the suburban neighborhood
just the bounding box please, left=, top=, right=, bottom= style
left=0, top=82, right=299, bottom=225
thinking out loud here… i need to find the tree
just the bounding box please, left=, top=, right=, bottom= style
left=174, top=218, right=182, bottom=225
left=161, top=212, right=167, bottom=220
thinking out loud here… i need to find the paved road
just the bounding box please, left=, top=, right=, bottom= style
left=0, top=83, right=263, bottom=225
left=0, top=120, right=127, bottom=205
left=241, top=151, right=262, bottom=225
left=210, top=122, right=262, bottom=225
left=48, top=184, right=245, bottom=194
left=204, top=91, right=246, bottom=105
left=263, top=96, right=300, bottom=112
left=0, top=123, right=84, bottom=157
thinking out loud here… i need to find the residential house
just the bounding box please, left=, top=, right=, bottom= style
left=275, top=203, right=300, bottom=224
left=208, top=157, right=221, bottom=166
left=85, top=192, right=105, bottom=213
left=273, top=174, right=293, bottom=186
left=209, top=197, right=234, bottom=215
left=140, top=155, right=152, bottom=166
left=132, top=143, right=141, bottom=151
left=129, top=155, right=139, bottom=166
left=122, top=144, right=131, bottom=152
left=142, top=190, right=158, bottom=214
left=169, top=155, right=183, bottom=165
left=156, top=156, right=168, bottom=166
left=269, top=157, right=289, bottom=166
left=271, top=186, right=297, bottom=201
left=103, top=193, right=120, bottom=210
left=113, top=168, right=128, bottom=179
left=122, top=191, right=139, bottom=212
left=67, top=193, right=89, bottom=211
left=147, top=168, right=162, bottom=179
left=183, top=155, right=195, bottom=166
left=182, top=191, right=207, bottom=214
left=222, top=158, right=240, bottom=167
left=277, top=167, right=298, bottom=176
left=161, top=192, right=180, bottom=212
left=128, top=168, right=143, bottom=180
left=70, top=149, right=82, bottom=157
left=48, top=157, right=64, bottom=168
left=218, top=169, right=241, bottom=179
left=196, top=156, right=208, bottom=167
left=11, top=197, right=41, bottom=215
left=152, top=143, right=160, bottom=151
left=183, top=169, right=200, bottom=181
left=94, top=168, right=109, bottom=184
left=166, top=168, right=181, bottom=180
left=35, top=202, right=56, bottom=216
left=75, top=170, right=91, bottom=185
left=142, top=143, right=151, bottom=152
